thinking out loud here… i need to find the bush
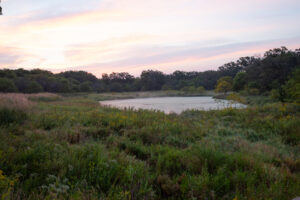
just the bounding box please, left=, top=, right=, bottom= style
left=36, top=113, right=60, bottom=130
left=226, top=93, right=246, bottom=104
left=246, top=87, right=260, bottom=95
left=157, top=149, right=185, bottom=176
left=0, top=108, right=27, bottom=126
left=0, top=78, right=18, bottom=92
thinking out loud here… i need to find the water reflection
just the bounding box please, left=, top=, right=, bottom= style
left=100, top=96, right=247, bottom=114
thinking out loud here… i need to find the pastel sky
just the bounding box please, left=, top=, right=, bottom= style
left=0, top=0, right=300, bottom=76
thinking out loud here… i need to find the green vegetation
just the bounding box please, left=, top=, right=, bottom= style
left=0, top=78, right=17, bottom=92
left=215, top=76, right=233, bottom=94
left=0, top=46, right=299, bottom=199
left=283, top=68, right=300, bottom=103
left=0, top=92, right=299, bottom=199
left=1, top=47, right=299, bottom=95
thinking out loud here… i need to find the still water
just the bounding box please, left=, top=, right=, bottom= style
left=100, top=96, right=246, bottom=114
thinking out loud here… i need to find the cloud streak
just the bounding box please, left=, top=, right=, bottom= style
left=0, top=0, right=300, bottom=75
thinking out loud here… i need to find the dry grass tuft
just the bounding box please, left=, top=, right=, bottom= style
left=0, top=93, right=33, bottom=109
left=27, top=93, right=58, bottom=98
left=0, top=93, right=59, bottom=109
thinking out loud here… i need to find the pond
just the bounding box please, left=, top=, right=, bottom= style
left=100, top=96, right=247, bottom=114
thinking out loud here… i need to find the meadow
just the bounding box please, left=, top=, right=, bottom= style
left=0, top=92, right=299, bottom=200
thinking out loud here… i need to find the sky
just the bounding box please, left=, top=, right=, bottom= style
left=0, top=0, right=300, bottom=77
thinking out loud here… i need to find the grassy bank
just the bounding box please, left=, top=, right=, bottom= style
left=0, top=93, right=299, bottom=199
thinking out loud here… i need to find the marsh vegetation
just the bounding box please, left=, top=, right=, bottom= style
left=0, top=92, right=299, bottom=199
left=0, top=46, right=299, bottom=199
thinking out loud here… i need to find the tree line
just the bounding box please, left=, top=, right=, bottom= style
left=0, top=46, right=299, bottom=100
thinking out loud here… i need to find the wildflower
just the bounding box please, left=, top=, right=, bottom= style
left=0, top=169, right=5, bottom=180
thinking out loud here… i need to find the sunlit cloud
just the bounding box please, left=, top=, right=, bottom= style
left=60, top=38, right=300, bottom=76
left=0, top=0, right=299, bottom=75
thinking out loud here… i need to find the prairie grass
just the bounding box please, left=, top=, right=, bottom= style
left=0, top=93, right=33, bottom=109
left=0, top=93, right=299, bottom=199
left=0, top=93, right=60, bottom=109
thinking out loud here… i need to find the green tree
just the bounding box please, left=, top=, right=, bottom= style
left=80, top=81, right=92, bottom=92
left=24, top=81, right=43, bottom=93
left=217, top=76, right=233, bottom=85
left=218, top=62, right=242, bottom=78
left=141, top=70, right=165, bottom=90
left=0, top=69, right=17, bottom=79
left=215, top=77, right=233, bottom=94
left=245, top=46, right=299, bottom=92
left=0, top=78, right=18, bottom=92
left=284, top=68, right=300, bottom=103
left=181, top=86, right=196, bottom=93
left=196, top=86, right=205, bottom=93
left=109, top=82, right=123, bottom=92
left=233, top=72, right=246, bottom=91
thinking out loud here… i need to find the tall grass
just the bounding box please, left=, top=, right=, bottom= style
left=0, top=93, right=299, bottom=199
left=0, top=93, right=33, bottom=109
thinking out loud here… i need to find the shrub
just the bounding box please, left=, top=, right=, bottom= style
left=226, top=93, right=247, bottom=104
left=36, top=113, right=60, bottom=130
left=0, top=78, right=18, bottom=92
left=24, top=81, right=44, bottom=93
left=125, top=142, right=150, bottom=160
left=0, top=108, right=27, bottom=126
left=157, top=175, right=180, bottom=197
left=157, top=149, right=185, bottom=176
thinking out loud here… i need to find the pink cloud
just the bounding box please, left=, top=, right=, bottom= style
left=0, top=0, right=299, bottom=75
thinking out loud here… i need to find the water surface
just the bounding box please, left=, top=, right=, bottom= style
left=100, top=96, right=246, bottom=114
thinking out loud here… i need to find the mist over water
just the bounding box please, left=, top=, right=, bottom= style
left=100, top=96, right=247, bottom=114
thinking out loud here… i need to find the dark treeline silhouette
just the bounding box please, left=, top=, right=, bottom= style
left=0, top=47, right=299, bottom=97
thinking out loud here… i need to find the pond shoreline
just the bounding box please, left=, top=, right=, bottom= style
left=100, top=96, right=247, bottom=114
left=82, top=90, right=216, bottom=101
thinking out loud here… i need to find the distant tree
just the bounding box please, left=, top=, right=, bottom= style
left=59, top=71, right=97, bottom=83
left=181, top=86, right=196, bottom=93
left=284, top=67, right=300, bottom=103
left=33, top=74, right=52, bottom=91
left=264, top=46, right=289, bottom=57
left=245, top=46, right=299, bottom=92
left=0, top=78, right=18, bottom=92
left=141, top=70, right=165, bottom=90
left=93, top=81, right=106, bottom=93
left=194, top=70, right=220, bottom=90
left=0, top=47, right=298, bottom=94
left=109, top=82, right=123, bottom=92
left=216, top=81, right=232, bottom=94
left=0, top=69, right=17, bottom=79
left=171, top=71, right=189, bottom=80
left=102, top=73, right=110, bottom=84
left=236, top=56, right=260, bottom=69
left=217, top=76, right=233, bottom=85
left=132, top=78, right=142, bottom=91
left=271, top=87, right=286, bottom=103
left=24, top=81, right=43, bottom=93
left=14, top=68, right=30, bottom=77
left=215, top=76, right=233, bottom=94
left=161, top=84, right=172, bottom=91
left=233, top=72, right=247, bottom=91
left=57, top=79, right=73, bottom=93
left=108, top=72, right=134, bottom=84
left=218, top=62, right=243, bottom=78
left=245, top=81, right=260, bottom=95
left=80, top=81, right=92, bottom=92
left=196, top=86, right=205, bottom=93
